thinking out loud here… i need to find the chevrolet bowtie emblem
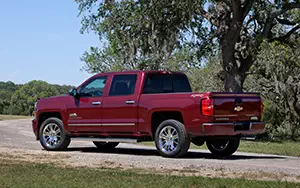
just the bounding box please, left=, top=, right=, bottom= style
left=69, top=113, right=77, bottom=117
left=234, top=106, right=243, bottom=112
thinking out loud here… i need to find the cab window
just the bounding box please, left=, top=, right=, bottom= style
left=79, top=76, right=107, bottom=97
left=143, top=74, right=192, bottom=94
left=109, top=74, right=137, bottom=96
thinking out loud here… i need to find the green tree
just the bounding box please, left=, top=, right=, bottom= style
left=9, top=81, right=58, bottom=115
left=0, top=81, right=73, bottom=115
left=52, top=84, right=74, bottom=95
left=76, top=0, right=209, bottom=74
left=188, top=57, right=224, bottom=92
left=249, top=40, right=300, bottom=140
left=0, top=81, right=19, bottom=114
left=76, top=0, right=300, bottom=92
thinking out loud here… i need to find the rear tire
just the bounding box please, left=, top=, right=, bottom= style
left=93, top=142, right=119, bottom=150
left=155, top=119, right=190, bottom=158
left=39, top=117, right=70, bottom=151
left=206, top=138, right=240, bottom=157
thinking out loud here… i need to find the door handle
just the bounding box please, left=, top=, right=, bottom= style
left=125, top=100, right=135, bottom=104
left=92, top=101, right=101, bottom=105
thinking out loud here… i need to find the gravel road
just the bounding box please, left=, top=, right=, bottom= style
left=0, top=119, right=300, bottom=182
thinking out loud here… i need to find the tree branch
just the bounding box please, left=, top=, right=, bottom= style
left=263, top=2, right=300, bottom=39
left=199, top=8, right=217, bottom=26
left=276, top=18, right=296, bottom=26
left=231, top=0, right=241, bottom=21
left=273, top=24, right=300, bottom=42
left=284, top=24, right=300, bottom=38
left=199, top=8, right=210, bottom=20
left=246, top=15, right=255, bottom=27
left=273, top=2, right=300, bottom=18
left=242, top=0, right=255, bottom=20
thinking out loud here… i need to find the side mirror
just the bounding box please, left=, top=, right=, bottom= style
left=69, top=88, right=78, bottom=98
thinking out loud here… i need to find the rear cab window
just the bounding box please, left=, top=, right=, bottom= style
left=109, top=74, right=137, bottom=96
left=143, top=73, right=192, bottom=94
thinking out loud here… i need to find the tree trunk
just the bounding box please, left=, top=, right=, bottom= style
left=215, top=0, right=257, bottom=92
left=224, top=68, right=245, bottom=92
left=221, top=36, right=245, bottom=92
left=220, top=27, right=255, bottom=92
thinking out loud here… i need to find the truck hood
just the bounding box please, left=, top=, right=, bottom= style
left=39, top=95, right=70, bottom=102
left=37, top=95, right=73, bottom=111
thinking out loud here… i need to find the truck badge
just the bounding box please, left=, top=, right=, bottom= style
left=69, top=113, right=77, bottom=117
left=234, top=106, right=243, bottom=112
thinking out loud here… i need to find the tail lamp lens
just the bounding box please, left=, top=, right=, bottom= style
left=260, top=99, right=264, bottom=117
left=201, top=98, right=214, bottom=116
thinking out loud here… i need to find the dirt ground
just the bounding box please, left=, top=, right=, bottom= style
left=1, top=119, right=300, bottom=182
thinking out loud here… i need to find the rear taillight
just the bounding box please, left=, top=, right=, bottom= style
left=260, top=99, right=264, bottom=117
left=201, top=98, right=214, bottom=116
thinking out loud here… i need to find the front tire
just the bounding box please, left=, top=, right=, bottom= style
left=155, top=119, right=190, bottom=158
left=206, top=138, right=240, bottom=157
left=93, top=142, right=119, bottom=150
left=39, top=117, right=70, bottom=151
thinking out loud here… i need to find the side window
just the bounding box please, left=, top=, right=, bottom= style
left=173, top=75, right=192, bottom=92
left=162, top=75, right=173, bottom=93
left=143, top=74, right=192, bottom=94
left=79, top=76, right=107, bottom=97
left=143, top=74, right=163, bottom=94
left=109, top=74, right=137, bottom=96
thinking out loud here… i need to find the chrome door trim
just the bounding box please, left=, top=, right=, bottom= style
left=68, top=123, right=136, bottom=126
left=101, top=123, right=135, bottom=126
left=72, top=137, right=138, bottom=143
left=68, top=124, right=102, bottom=126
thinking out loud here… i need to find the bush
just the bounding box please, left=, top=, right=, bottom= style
left=187, top=57, right=224, bottom=92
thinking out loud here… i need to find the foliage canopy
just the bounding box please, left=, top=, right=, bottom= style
left=76, top=0, right=300, bottom=91
left=0, top=81, right=72, bottom=116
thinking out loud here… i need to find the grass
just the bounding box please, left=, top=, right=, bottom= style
left=141, top=140, right=300, bottom=157
left=0, top=160, right=299, bottom=188
left=236, top=140, right=300, bottom=157
left=0, top=114, right=31, bottom=121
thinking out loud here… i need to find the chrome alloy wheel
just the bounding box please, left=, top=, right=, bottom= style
left=210, top=140, right=230, bottom=151
left=158, top=126, right=179, bottom=153
left=42, top=123, right=62, bottom=148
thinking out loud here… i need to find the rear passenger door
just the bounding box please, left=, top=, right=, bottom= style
left=101, top=74, right=139, bottom=134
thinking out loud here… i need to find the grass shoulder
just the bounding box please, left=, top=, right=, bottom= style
left=237, top=140, right=300, bottom=157
left=0, top=159, right=298, bottom=188
left=141, top=140, right=300, bottom=157
left=0, top=114, right=31, bottom=121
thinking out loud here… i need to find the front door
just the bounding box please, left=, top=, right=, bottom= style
left=101, top=74, right=139, bottom=134
left=67, top=76, right=108, bottom=132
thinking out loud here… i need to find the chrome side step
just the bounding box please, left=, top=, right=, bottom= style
left=71, top=137, right=138, bottom=143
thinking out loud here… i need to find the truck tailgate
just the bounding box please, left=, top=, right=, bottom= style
left=210, top=93, right=262, bottom=121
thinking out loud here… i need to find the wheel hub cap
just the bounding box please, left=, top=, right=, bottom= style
left=158, top=126, right=179, bottom=153
left=42, top=123, right=61, bottom=148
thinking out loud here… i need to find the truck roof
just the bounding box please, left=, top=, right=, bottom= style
left=94, top=70, right=186, bottom=77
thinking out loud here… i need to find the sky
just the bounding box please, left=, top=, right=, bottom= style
left=0, top=0, right=99, bottom=86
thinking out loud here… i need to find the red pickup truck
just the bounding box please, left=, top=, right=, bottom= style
left=32, top=70, right=264, bottom=157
